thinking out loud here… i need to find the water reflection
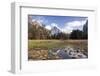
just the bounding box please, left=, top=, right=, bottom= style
left=48, top=46, right=88, bottom=59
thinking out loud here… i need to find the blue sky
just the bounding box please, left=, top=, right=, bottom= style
left=30, top=15, right=87, bottom=33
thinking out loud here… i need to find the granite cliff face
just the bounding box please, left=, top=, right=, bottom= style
left=51, top=26, right=61, bottom=35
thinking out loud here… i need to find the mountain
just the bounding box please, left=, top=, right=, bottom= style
left=28, top=21, right=51, bottom=39
left=51, top=26, right=62, bottom=35
left=28, top=20, right=68, bottom=39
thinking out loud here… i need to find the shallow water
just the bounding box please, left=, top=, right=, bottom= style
left=48, top=47, right=88, bottom=59
left=57, top=51, right=72, bottom=59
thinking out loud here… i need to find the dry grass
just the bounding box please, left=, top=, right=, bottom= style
left=28, top=40, right=87, bottom=50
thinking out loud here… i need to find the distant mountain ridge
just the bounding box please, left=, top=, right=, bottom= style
left=51, top=26, right=62, bottom=35
left=32, top=21, right=62, bottom=35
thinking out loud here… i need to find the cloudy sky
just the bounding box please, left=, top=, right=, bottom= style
left=30, top=15, right=87, bottom=33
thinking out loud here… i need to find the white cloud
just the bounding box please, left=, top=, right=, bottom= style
left=61, top=28, right=72, bottom=34
left=45, top=25, right=52, bottom=30
left=51, top=23, right=61, bottom=30
left=51, top=23, right=58, bottom=27
left=62, top=19, right=87, bottom=34
left=32, top=16, right=48, bottom=25
left=61, top=26, right=73, bottom=34
left=66, top=21, right=86, bottom=28
left=62, top=20, right=87, bottom=33
left=32, top=19, right=36, bottom=22
left=45, top=23, right=61, bottom=30
left=44, top=20, right=87, bottom=34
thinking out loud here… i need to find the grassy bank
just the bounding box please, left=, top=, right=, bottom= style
left=28, top=40, right=88, bottom=51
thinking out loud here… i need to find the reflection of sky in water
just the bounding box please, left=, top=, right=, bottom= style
left=48, top=47, right=88, bottom=59
left=57, top=51, right=72, bottom=59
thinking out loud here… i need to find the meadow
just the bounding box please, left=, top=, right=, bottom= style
left=28, top=40, right=88, bottom=51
